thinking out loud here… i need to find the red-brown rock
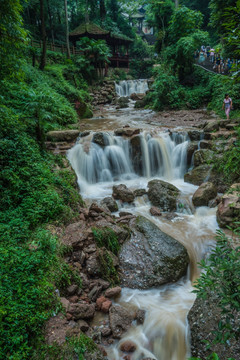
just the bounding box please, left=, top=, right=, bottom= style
left=120, top=340, right=137, bottom=352
left=105, top=286, right=122, bottom=298
left=150, top=206, right=162, bottom=216
left=96, top=296, right=107, bottom=310
left=102, top=300, right=112, bottom=313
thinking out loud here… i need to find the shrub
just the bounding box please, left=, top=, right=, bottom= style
left=193, top=230, right=240, bottom=344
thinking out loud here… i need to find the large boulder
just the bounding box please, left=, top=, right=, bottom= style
left=130, top=135, right=143, bottom=175
left=184, top=165, right=213, bottom=186
left=217, top=184, right=240, bottom=228
left=109, top=305, right=134, bottom=339
left=117, top=97, right=129, bottom=109
left=203, top=120, right=220, bottom=133
left=186, top=141, right=198, bottom=165
left=92, top=132, right=110, bottom=147
left=187, top=130, right=204, bottom=141
left=193, top=149, right=214, bottom=167
left=147, top=180, right=180, bottom=212
left=100, top=197, right=118, bottom=212
left=112, top=184, right=135, bottom=203
left=119, top=216, right=189, bottom=289
left=192, top=182, right=217, bottom=207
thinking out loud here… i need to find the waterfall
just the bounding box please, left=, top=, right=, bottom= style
left=115, top=79, right=149, bottom=97
left=67, top=131, right=189, bottom=189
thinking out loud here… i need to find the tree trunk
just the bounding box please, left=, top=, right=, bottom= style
left=64, top=0, right=71, bottom=58
left=175, top=0, right=179, bottom=8
left=85, top=0, right=89, bottom=23
left=100, top=0, right=106, bottom=23
left=46, top=0, right=55, bottom=44
left=39, top=0, right=47, bottom=71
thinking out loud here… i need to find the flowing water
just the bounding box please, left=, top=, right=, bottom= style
left=67, top=102, right=218, bottom=360
left=115, top=79, right=149, bottom=97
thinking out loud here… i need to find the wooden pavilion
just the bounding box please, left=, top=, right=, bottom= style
left=69, top=23, right=133, bottom=68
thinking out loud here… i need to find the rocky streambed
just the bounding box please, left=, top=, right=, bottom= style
left=45, top=103, right=240, bottom=360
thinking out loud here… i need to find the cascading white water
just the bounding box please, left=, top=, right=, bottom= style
left=68, top=125, right=218, bottom=360
left=67, top=131, right=189, bottom=193
left=115, top=79, right=149, bottom=97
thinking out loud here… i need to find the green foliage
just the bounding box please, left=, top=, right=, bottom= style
left=193, top=230, right=240, bottom=344
left=0, top=0, right=27, bottom=79
left=130, top=35, right=154, bottom=60
left=92, top=227, right=120, bottom=285
left=168, top=6, right=204, bottom=43
left=33, top=333, right=98, bottom=360
left=189, top=353, right=236, bottom=360
left=0, top=105, right=83, bottom=359
left=129, top=59, right=155, bottom=79
left=92, top=227, right=120, bottom=255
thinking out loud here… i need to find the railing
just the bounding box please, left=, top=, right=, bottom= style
left=30, top=40, right=130, bottom=68
left=195, top=56, right=239, bottom=76
left=30, top=40, right=83, bottom=55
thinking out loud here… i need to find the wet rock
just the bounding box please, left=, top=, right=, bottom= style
left=130, top=93, right=145, bottom=101
left=150, top=206, right=162, bottom=216
left=68, top=303, right=95, bottom=320
left=135, top=309, right=146, bottom=324
left=112, top=184, right=135, bottom=203
left=184, top=165, right=213, bottom=186
left=79, top=130, right=91, bottom=138
left=217, top=184, right=240, bottom=228
left=119, top=216, right=189, bottom=289
left=208, top=196, right=221, bottom=208
left=199, top=140, right=213, bottom=149
left=101, top=327, right=112, bottom=337
left=204, top=120, right=220, bottom=133
left=46, top=130, right=79, bottom=142
left=115, top=128, right=141, bottom=137
left=100, top=197, right=118, bottom=212
left=78, top=320, right=89, bottom=332
left=117, top=97, right=129, bottom=109
left=130, top=135, right=143, bottom=175
left=186, top=141, right=198, bottom=165
left=192, top=182, right=217, bottom=207
left=120, top=340, right=137, bottom=352
left=133, top=188, right=147, bottom=197
left=105, top=286, right=122, bottom=298
left=193, top=149, right=214, bottom=167
left=188, top=130, right=204, bottom=141
left=147, top=180, right=180, bottom=212
left=92, top=132, right=109, bottom=147
left=109, top=305, right=134, bottom=339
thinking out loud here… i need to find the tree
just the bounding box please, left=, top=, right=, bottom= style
left=168, top=5, right=204, bottom=43
left=39, top=0, right=47, bottom=70
left=64, top=0, right=71, bottom=58
left=146, top=0, right=175, bottom=51
left=0, top=0, right=28, bottom=79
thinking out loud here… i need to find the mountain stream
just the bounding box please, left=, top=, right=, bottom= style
left=67, top=99, right=218, bottom=360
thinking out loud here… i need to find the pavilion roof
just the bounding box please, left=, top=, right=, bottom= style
left=69, top=23, right=110, bottom=37
left=69, top=22, right=133, bottom=45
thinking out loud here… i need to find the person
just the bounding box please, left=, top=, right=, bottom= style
left=210, top=48, right=215, bottom=63
left=216, top=53, right=221, bottom=73
left=222, top=94, right=232, bottom=120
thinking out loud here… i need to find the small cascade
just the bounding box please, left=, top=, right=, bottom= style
left=67, top=131, right=189, bottom=191
left=115, top=79, right=149, bottom=97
